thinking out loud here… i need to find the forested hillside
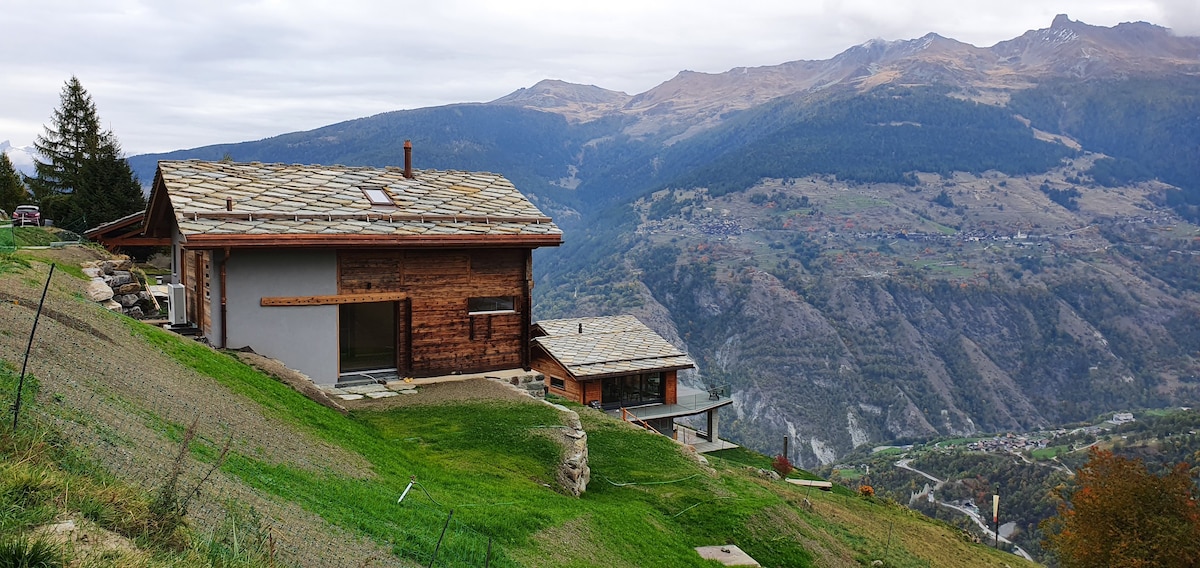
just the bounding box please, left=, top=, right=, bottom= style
left=127, top=18, right=1200, bottom=471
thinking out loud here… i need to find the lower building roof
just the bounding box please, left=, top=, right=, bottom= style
left=532, top=315, right=695, bottom=380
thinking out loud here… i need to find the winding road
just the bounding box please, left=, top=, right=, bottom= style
left=895, top=459, right=1035, bottom=562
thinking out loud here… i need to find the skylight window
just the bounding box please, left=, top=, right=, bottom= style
left=361, top=187, right=394, bottom=206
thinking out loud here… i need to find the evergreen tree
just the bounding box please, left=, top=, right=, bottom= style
left=0, top=152, right=28, bottom=214
left=28, top=76, right=144, bottom=230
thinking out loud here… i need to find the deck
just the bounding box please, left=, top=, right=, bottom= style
left=607, top=384, right=733, bottom=421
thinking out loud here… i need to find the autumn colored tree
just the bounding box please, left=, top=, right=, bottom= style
left=1042, top=448, right=1200, bottom=568
left=771, top=454, right=793, bottom=478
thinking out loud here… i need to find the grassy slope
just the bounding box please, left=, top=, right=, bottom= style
left=2, top=250, right=1037, bottom=567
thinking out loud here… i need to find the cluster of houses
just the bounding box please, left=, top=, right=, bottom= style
left=94, top=147, right=731, bottom=448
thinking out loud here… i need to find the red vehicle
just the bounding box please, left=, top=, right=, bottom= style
left=12, top=205, right=41, bottom=226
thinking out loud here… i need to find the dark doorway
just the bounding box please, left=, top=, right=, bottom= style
left=339, top=301, right=398, bottom=374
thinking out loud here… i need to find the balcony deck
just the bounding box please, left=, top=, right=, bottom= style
left=606, top=384, right=732, bottom=421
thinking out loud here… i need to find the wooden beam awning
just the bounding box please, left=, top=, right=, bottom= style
left=83, top=210, right=171, bottom=252
left=260, top=292, right=408, bottom=306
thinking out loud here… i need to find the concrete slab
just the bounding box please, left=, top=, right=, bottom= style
left=695, top=545, right=760, bottom=567
left=365, top=391, right=399, bottom=399
left=336, top=394, right=365, bottom=401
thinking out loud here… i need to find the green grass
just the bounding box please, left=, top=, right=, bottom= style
left=13, top=227, right=57, bottom=247
left=1031, top=446, right=1070, bottom=460
left=124, top=320, right=826, bottom=567
left=118, top=319, right=1038, bottom=568
left=0, top=222, right=13, bottom=252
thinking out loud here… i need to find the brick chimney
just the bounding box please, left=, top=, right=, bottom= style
left=403, top=140, right=413, bottom=179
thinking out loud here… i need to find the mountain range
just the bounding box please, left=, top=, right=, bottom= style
left=126, top=15, right=1200, bottom=468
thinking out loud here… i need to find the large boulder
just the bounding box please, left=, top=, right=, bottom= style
left=109, top=271, right=135, bottom=287
left=85, top=279, right=114, bottom=302
left=116, top=294, right=139, bottom=308
left=115, top=283, right=142, bottom=295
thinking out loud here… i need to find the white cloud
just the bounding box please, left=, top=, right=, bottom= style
left=0, top=0, right=1173, bottom=155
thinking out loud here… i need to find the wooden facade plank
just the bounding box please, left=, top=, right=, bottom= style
left=261, top=292, right=409, bottom=306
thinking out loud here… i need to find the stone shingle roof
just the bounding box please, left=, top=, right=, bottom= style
left=533, top=315, right=695, bottom=379
left=156, top=160, right=560, bottom=240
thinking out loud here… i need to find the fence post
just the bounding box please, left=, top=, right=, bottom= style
left=12, top=263, right=54, bottom=430
left=429, top=509, right=453, bottom=568
left=485, top=537, right=493, bottom=568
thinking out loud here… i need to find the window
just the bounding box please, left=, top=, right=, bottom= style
left=550, top=376, right=565, bottom=390
left=468, top=296, right=515, bottom=314
left=361, top=186, right=394, bottom=206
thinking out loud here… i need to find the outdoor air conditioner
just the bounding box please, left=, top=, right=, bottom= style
left=167, top=283, right=187, bottom=325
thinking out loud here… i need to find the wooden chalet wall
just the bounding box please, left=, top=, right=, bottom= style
left=338, top=248, right=531, bottom=377
left=531, top=348, right=679, bottom=407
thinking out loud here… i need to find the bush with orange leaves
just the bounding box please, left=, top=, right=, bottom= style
left=771, top=454, right=793, bottom=478
left=858, top=485, right=875, bottom=497
left=1042, top=448, right=1200, bottom=568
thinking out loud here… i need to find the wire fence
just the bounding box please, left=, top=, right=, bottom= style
left=0, top=219, right=14, bottom=253
left=5, top=381, right=521, bottom=568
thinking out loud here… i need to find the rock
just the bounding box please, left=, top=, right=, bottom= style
left=110, top=271, right=134, bottom=287
left=336, top=394, right=365, bottom=401
left=101, top=299, right=122, bottom=311
left=100, top=261, right=116, bottom=275
left=555, top=409, right=590, bottom=497
left=115, top=283, right=142, bottom=295
left=85, top=280, right=114, bottom=302
left=111, top=258, right=133, bottom=271
left=116, top=294, right=139, bottom=308
left=138, top=290, right=161, bottom=313
left=365, top=391, right=398, bottom=399
left=124, top=306, right=144, bottom=319
left=82, top=267, right=103, bottom=278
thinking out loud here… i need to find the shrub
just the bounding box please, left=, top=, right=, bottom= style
left=771, top=454, right=793, bottom=478
left=859, top=485, right=875, bottom=497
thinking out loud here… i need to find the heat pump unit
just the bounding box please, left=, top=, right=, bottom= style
left=167, top=283, right=187, bottom=325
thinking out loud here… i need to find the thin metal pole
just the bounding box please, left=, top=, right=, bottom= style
left=12, top=263, right=54, bottom=430
left=884, top=520, right=893, bottom=560
left=484, top=537, right=493, bottom=568
left=429, top=509, right=453, bottom=568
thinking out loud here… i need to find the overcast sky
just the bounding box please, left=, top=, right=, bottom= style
left=2, top=0, right=1196, bottom=162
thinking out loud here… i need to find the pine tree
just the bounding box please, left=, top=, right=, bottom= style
left=0, top=152, right=28, bottom=215
left=28, top=76, right=144, bottom=230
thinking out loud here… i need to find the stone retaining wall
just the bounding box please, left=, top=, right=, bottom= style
left=81, top=257, right=160, bottom=319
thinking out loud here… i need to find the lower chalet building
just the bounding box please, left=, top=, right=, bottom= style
left=531, top=315, right=734, bottom=449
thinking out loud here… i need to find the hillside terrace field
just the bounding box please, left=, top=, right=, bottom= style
left=1, top=246, right=1036, bottom=567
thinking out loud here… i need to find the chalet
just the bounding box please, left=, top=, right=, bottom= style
left=142, top=148, right=561, bottom=385
left=531, top=315, right=733, bottom=448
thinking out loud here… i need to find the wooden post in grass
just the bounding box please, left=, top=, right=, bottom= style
left=429, top=509, right=453, bottom=568
left=12, top=263, right=53, bottom=430
left=485, top=537, right=492, bottom=568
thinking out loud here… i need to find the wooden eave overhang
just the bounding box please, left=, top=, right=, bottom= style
left=83, top=210, right=172, bottom=251
left=177, top=232, right=562, bottom=249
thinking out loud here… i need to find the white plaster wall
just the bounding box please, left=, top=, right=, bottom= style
left=224, top=249, right=339, bottom=384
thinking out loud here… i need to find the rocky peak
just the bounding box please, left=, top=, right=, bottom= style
left=489, top=79, right=630, bottom=122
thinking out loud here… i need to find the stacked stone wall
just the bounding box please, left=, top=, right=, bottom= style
left=81, top=257, right=160, bottom=319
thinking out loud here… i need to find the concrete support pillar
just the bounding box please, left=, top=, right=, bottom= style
left=707, top=409, right=719, bottom=442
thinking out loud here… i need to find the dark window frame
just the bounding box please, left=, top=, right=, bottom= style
left=468, top=296, right=516, bottom=314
